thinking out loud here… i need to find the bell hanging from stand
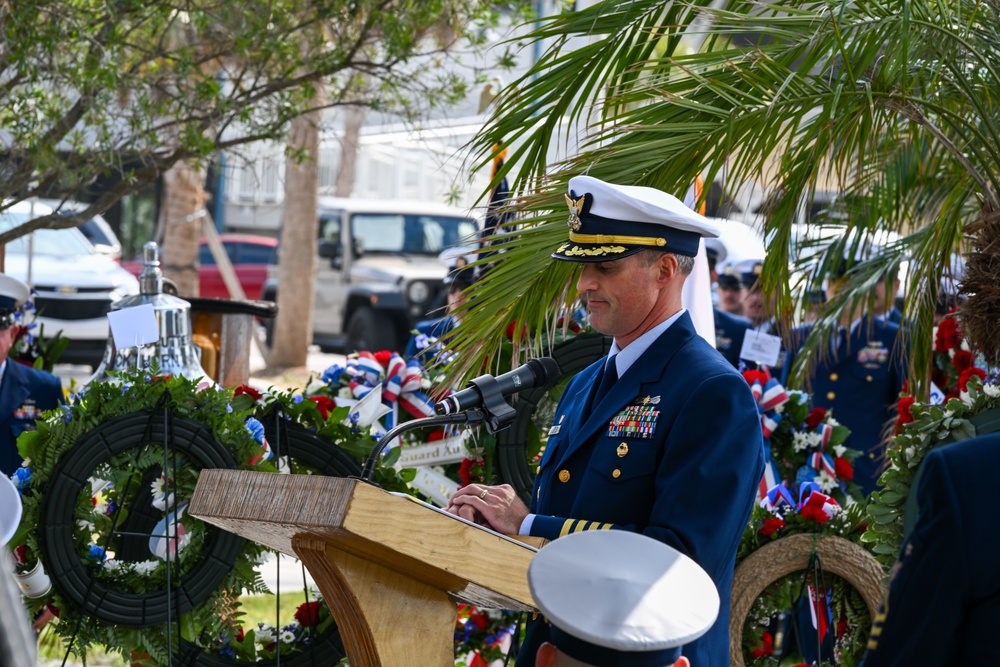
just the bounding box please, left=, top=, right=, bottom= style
left=88, top=242, right=211, bottom=385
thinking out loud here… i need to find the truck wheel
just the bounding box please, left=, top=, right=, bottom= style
left=346, top=307, right=397, bottom=353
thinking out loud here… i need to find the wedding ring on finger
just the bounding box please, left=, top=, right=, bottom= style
left=478, top=488, right=489, bottom=500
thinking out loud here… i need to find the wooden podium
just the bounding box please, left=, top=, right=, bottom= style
left=189, top=470, right=539, bottom=667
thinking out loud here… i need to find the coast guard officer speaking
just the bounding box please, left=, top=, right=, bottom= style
left=446, top=175, right=765, bottom=666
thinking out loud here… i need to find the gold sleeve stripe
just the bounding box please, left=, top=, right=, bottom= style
left=601, top=523, right=614, bottom=530
left=568, top=232, right=667, bottom=247
left=559, top=520, right=577, bottom=538
left=573, top=521, right=591, bottom=533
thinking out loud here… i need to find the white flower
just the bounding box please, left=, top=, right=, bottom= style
left=792, top=431, right=811, bottom=452
left=960, top=390, right=975, bottom=407
left=773, top=401, right=785, bottom=414
left=814, top=470, right=838, bottom=493
left=832, top=444, right=847, bottom=458
left=133, top=560, right=161, bottom=576
left=150, top=476, right=174, bottom=511
left=279, top=630, right=296, bottom=643
left=826, top=416, right=840, bottom=427
left=984, top=383, right=1000, bottom=399
left=256, top=623, right=278, bottom=644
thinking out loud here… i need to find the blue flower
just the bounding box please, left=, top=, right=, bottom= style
left=219, top=646, right=236, bottom=658
left=321, top=364, right=345, bottom=385
left=225, top=403, right=233, bottom=413
left=88, top=545, right=107, bottom=562
left=60, top=405, right=73, bottom=423
left=292, top=394, right=304, bottom=404
left=245, top=417, right=265, bottom=444
left=10, top=467, right=30, bottom=492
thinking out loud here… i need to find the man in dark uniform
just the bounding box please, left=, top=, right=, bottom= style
left=447, top=175, right=764, bottom=667
left=530, top=530, right=719, bottom=667
left=716, top=267, right=744, bottom=317
left=861, top=432, right=1000, bottom=666
left=731, top=259, right=789, bottom=376
left=706, top=239, right=751, bottom=368
left=783, top=260, right=907, bottom=496
left=0, top=275, right=64, bottom=478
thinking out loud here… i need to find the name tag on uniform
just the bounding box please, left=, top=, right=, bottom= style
left=740, top=330, right=782, bottom=367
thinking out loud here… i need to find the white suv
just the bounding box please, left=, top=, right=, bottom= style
left=262, top=197, right=480, bottom=352
left=1, top=200, right=140, bottom=368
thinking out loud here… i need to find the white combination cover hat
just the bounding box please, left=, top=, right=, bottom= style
left=528, top=530, right=719, bottom=666
left=553, top=175, right=720, bottom=262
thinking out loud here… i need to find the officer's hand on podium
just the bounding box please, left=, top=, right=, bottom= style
left=444, top=483, right=529, bottom=536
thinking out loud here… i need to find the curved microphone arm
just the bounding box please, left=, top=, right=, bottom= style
left=358, top=409, right=488, bottom=483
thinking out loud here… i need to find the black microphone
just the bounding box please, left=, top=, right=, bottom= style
left=434, top=357, right=562, bottom=415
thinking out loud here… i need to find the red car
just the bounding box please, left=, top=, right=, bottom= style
left=123, top=234, right=277, bottom=300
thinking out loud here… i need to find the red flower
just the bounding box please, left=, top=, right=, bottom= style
left=805, top=408, right=827, bottom=429
left=751, top=631, right=774, bottom=658
left=958, top=367, right=987, bottom=393
left=471, top=612, right=490, bottom=630
left=13, top=545, right=28, bottom=566
left=46, top=603, right=60, bottom=619
left=504, top=321, right=528, bottom=341
left=555, top=317, right=582, bottom=334
left=836, top=614, right=849, bottom=638
left=374, top=350, right=393, bottom=367
left=151, top=374, right=172, bottom=382
left=741, top=369, right=771, bottom=387
left=459, top=458, right=476, bottom=487
left=799, top=503, right=831, bottom=524
left=295, top=600, right=323, bottom=628
left=935, top=316, right=962, bottom=353
left=952, top=349, right=974, bottom=373
left=234, top=385, right=263, bottom=401
left=897, top=396, right=915, bottom=424
left=426, top=429, right=447, bottom=442
left=834, top=457, right=854, bottom=481
left=308, top=396, right=336, bottom=420
left=758, top=517, right=785, bottom=536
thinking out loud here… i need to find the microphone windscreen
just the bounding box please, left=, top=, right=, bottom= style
left=530, top=357, right=563, bottom=388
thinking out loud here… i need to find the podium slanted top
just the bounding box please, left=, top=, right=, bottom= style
left=189, top=470, right=537, bottom=611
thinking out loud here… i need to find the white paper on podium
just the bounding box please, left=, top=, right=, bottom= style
left=107, top=304, right=159, bottom=350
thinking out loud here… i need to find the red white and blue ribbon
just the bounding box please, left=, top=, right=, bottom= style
left=752, top=377, right=790, bottom=498
left=761, top=481, right=840, bottom=520
left=346, top=351, right=435, bottom=431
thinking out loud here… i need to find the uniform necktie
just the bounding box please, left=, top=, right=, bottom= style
left=831, top=327, right=847, bottom=359
left=592, top=354, right=619, bottom=408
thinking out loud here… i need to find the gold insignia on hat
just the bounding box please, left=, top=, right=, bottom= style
left=565, top=194, right=585, bottom=232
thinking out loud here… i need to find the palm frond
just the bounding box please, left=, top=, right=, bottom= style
left=446, top=0, right=1000, bottom=390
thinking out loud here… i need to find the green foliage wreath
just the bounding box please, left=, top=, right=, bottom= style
left=9, top=370, right=275, bottom=664
left=7, top=368, right=404, bottom=665
left=863, top=373, right=1000, bottom=567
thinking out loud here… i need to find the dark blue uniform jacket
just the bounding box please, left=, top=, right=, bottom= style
left=861, top=433, right=1000, bottom=666
left=517, top=312, right=765, bottom=667
left=0, top=360, right=63, bottom=477
left=783, top=317, right=906, bottom=495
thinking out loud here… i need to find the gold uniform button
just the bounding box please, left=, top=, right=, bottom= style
left=866, top=375, right=873, bottom=382
left=617, top=443, right=629, bottom=458
left=826, top=391, right=836, bottom=400
left=535, top=466, right=541, bottom=474
left=558, top=469, right=571, bottom=483
left=612, top=469, right=621, bottom=479
left=869, top=453, right=875, bottom=459
left=830, top=373, right=839, bottom=381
